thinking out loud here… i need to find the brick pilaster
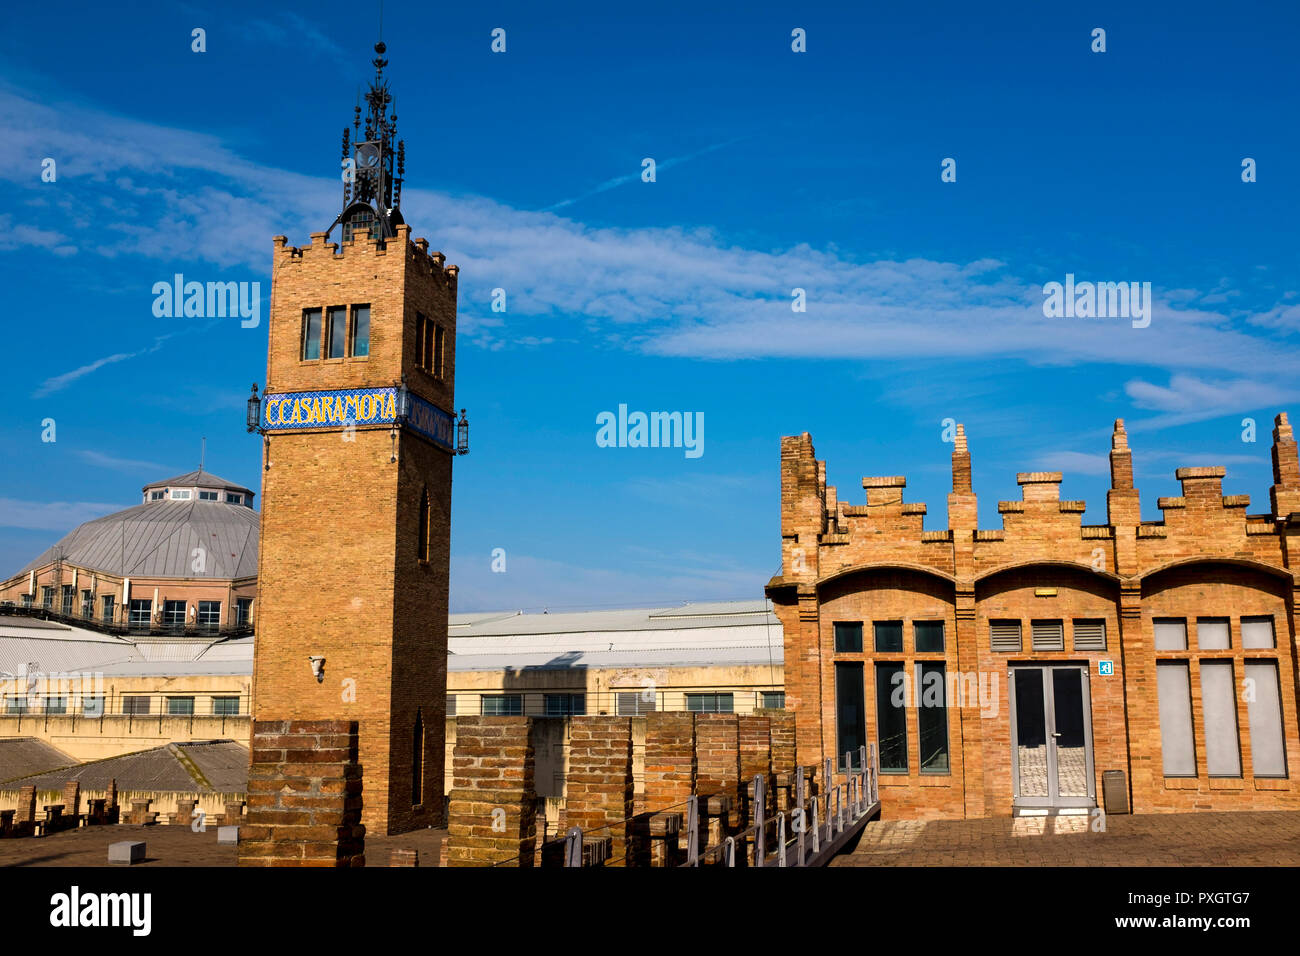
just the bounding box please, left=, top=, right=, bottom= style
left=565, top=716, right=634, bottom=866
left=238, top=719, right=365, bottom=867
left=445, top=716, right=536, bottom=867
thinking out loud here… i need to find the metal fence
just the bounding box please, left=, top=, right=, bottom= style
left=0, top=603, right=254, bottom=640
left=535, top=743, right=882, bottom=868
left=0, top=691, right=251, bottom=719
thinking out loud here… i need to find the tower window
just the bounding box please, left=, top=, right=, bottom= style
left=302, top=309, right=322, bottom=360
left=417, top=488, right=430, bottom=562
left=351, top=305, right=371, bottom=357
left=327, top=306, right=347, bottom=359
left=415, top=313, right=444, bottom=379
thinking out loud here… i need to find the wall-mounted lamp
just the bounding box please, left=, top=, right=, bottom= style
left=456, top=409, right=469, bottom=455
left=246, top=383, right=271, bottom=470
left=308, top=655, right=326, bottom=683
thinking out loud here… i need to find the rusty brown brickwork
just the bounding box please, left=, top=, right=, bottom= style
left=238, top=720, right=364, bottom=867
left=252, top=224, right=457, bottom=835
left=768, top=416, right=1300, bottom=819
left=643, top=712, right=696, bottom=812
left=565, top=716, right=634, bottom=865
left=445, top=716, right=537, bottom=866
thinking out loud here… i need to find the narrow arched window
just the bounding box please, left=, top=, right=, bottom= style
left=412, top=708, right=425, bottom=807
left=417, top=487, right=430, bottom=561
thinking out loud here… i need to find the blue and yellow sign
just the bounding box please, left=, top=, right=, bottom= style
left=405, top=392, right=456, bottom=451
left=263, top=387, right=397, bottom=430
left=262, top=386, right=455, bottom=453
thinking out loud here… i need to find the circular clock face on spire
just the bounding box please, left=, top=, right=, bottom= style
left=356, top=142, right=381, bottom=170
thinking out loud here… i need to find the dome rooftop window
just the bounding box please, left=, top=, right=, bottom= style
left=141, top=469, right=256, bottom=507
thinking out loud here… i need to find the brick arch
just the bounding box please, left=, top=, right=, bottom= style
left=1139, top=556, right=1294, bottom=588
left=974, top=560, right=1120, bottom=589
left=816, top=562, right=956, bottom=593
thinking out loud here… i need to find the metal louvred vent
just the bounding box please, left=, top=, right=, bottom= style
left=1031, top=620, right=1065, bottom=651
left=1073, top=620, right=1107, bottom=651
left=990, top=620, right=1022, bottom=652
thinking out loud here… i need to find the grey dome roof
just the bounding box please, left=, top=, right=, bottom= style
left=18, top=498, right=259, bottom=580
left=142, top=468, right=254, bottom=497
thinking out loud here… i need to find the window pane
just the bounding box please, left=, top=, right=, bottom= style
left=302, top=309, right=321, bottom=360
left=1241, top=617, right=1275, bottom=649
left=351, top=305, right=370, bottom=357
left=1200, top=661, right=1241, bottom=776
left=1244, top=662, right=1287, bottom=777
left=1197, top=617, right=1230, bottom=651
left=874, top=663, right=908, bottom=772
left=481, top=695, right=521, bottom=716
left=327, top=307, right=347, bottom=358
left=833, top=622, right=862, bottom=653
left=835, top=663, right=865, bottom=771
left=914, top=621, right=944, bottom=653
left=213, top=697, right=240, bottom=716
left=761, top=691, right=785, bottom=709
left=874, top=621, right=903, bottom=653
left=167, top=696, right=195, bottom=716
left=123, top=696, right=151, bottom=715
left=83, top=696, right=104, bottom=717
left=435, top=325, right=445, bottom=378
left=1156, top=662, right=1196, bottom=776
left=917, top=662, right=949, bottom=773
left=1153, top=618, right=1187, bottom=650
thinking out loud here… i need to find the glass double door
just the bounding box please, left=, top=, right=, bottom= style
left=1009, top=665, right=1096, bottom=808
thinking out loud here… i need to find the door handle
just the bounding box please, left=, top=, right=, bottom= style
left=1050, top=732, right=1062, bottom=737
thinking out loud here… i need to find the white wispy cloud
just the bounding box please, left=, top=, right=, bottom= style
left=3, top=82, right=1299, bottom=418
left=32, top=334, right=177, bottom=398
left=0, top=497, right=120, bottom=532
left=76, top=450, right=170, bottom=473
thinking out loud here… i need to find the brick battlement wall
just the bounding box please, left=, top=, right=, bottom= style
left=768, top=416, right=1300, bottom=819
left=444, top=712, right=796, bottom=866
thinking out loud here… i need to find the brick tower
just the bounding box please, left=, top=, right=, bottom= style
left=249, top=41, right=460, bottom=836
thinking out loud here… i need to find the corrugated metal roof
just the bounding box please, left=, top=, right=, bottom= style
left=0, top=622, right=251, bottom=678
left=8, top=741, right=247, bottom=793
left=448, top=600, right=779, bottom=637
left=0, top=738, right=76, bottom=783
left=17, top=498, right=258, bottom=579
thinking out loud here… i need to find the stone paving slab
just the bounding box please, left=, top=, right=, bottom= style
left=832, top=810, right=1300, bottom=866
left=0, top=824, right=447, bottom=867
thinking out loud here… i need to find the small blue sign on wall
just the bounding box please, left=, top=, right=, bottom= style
left=1098, top=660, right=1114, bottom=676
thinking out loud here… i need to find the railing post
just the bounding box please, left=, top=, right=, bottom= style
left=686, top=795, right=699, bottom=867
left=753, top=774, right=766, bottom=867
left=810, top=798, right=820, bottom=855
left=795, top=767, right=806, bottom=866
left=777, top=812, right=787, bottom=867
left=564, top=825, right=583, bottom=867
left=823, top=757, right=833, bottom=842
left=871, top=743, right=880, bottom=803
left=724, top=836, right=736, bottom=868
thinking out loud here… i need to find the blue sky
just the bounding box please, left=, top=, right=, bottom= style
left=2, top=1, right=1298, bottom=611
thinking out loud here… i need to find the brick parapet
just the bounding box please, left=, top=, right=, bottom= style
left=238, top=719, right=365, bottom=867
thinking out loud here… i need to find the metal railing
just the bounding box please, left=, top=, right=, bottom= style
left=451, top=689, right=786, bottom=719
left=0, top=603, right=253, bottom=640
left=0, top=691, right=250, bottom=719
left=546, top=743, right=882, bottom=868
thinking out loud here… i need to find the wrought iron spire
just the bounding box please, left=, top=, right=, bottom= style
left=329, top=39, right=406, bottom=243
